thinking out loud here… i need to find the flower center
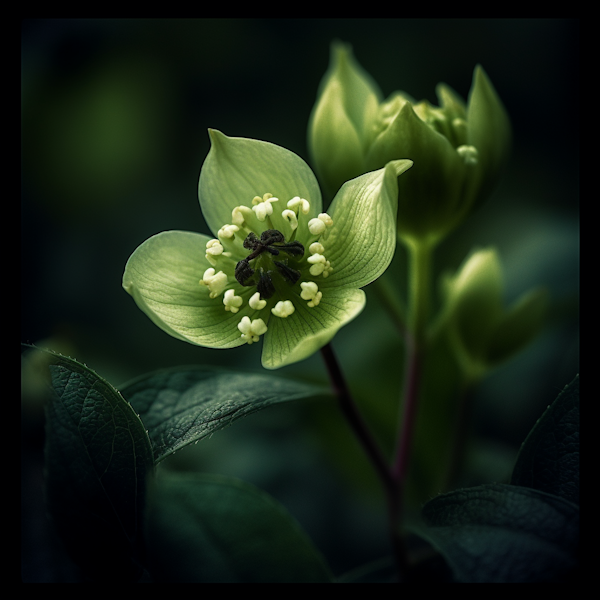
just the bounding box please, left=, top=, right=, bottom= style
left=234, top=230, right=305, bottom=299
left=199, top=192, right=334, bottom=344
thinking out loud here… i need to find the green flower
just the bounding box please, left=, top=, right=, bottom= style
left=123, top=130, right=412, bottom=369
left=308, top=42, right=511, bottom=247
left=441, top=248, right=548, bottom=382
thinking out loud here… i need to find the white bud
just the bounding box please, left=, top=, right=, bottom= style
left=206, top=239, right=224, bottom=256
left=282, top=209, right=298, bottom=231
left=457, top=145, right=479, bottom=166
left=223, top=289, right=243, bottom=313
left=287, top=196, right=310, bottom=214
left=308, top=218, right=326, bottom=235
left=307, top=253, right=326, bottom=265
left=271, top=300, right=295, bottom=318
left=200, top=268, right=228, bottom=298
left=249, top=292, right=267, bottom=311
left=238, top=316, right=268, bottom=344
left=300, top=281, right=322, bottom=307
left=218, top=224, right=239, bottom=239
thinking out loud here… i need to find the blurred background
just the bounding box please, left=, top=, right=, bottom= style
left=22, top=19, right=579, bottom=581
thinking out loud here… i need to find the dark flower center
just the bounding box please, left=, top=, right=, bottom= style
left=235, top=230, right=305, bottom=298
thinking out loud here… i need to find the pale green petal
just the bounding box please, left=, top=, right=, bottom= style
left=435, top=82, right=467, bottom=121
left=366, top=102, right=470, bottom=245
left=199, top=130, right=322, bottom=236
left=467, top=65, right=511, bottom=205
left=445, top=247, right=504, bottom=360
left=323, top=41, right=383, bottom=142
left=261, top=288, right=366, bottom=369
left=320, top=159, right=412, bottom=290
left=307, top=78, right=365, bottom=199
left=123, top=230, right=249, bottom=349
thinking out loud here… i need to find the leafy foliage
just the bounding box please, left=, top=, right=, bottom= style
left=36, top=349, right=333, bottom=582
left=42, top=352, right=154, bottom=581
left=416, top=375, right=579, bottom=582
left=120, top=365, right=331, bottom=463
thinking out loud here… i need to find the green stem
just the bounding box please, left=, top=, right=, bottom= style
left=392, top=239, right=432, bottom=492
left=406, top=239, right=432, bottom=347
left=320, top=343, right=408, bottom=581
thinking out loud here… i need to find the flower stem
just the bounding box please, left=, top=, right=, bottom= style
left=392, top=240, right=432, bottom=515
left=320, top=343, right=409, bottom=580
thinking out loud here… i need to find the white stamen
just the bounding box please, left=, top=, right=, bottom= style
left=252, top=202, right=273, bottom=221
left=457, top=145, right=479, bottom=166
left=282, top=209, right=298, bottom=231
left=308, top=218, right=326, bottom=235
left=218, top=224, right=239, bottom=239
left=199, top=268, right=228, bottom=298
left=251, top=194, right=279, bottom=221
left=307, top=253, right=326, bottom=265
left=300, top=281, right=322, bottom=307
left=238, top=316, right=268, bottom=344
left=309, top=242, right=325, bottom=255
left=307, top=255, right=333, bottom=277
left=223, top=289, right=243, bottom=313
left=271, top=300, right=295, bottom=318
left=287, top=196, right=310, bottom=214
left=232, top=205, right=252, bottom=226
left=206, top=239, right=224, bottom=256
left=249, top=292, right=267, bottom=311
left=318, top=213, right=333, bottom=226
left=308, top=213, right=333, bottom=235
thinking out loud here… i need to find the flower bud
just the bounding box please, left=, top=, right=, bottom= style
left=308, top=42, right=511, bottom=247
left=441, top=248, right=548, bottom=381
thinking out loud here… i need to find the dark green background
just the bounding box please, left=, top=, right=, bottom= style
left=22, top=19, right=579, bottom=580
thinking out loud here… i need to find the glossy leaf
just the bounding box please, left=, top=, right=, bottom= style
left=511, top=374, right=579, bottom=504
left=121, top=365, right=331, bottom=463
left=420, top=483, right=579, bottom=582
left=145, top=471, right=333, bottom=582
left=42, top=350, right=153, bottom=582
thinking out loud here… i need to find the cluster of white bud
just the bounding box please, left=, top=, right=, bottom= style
left=200, top=192, right=335, bottom=345
left=307, top=241, right=333, bottom=277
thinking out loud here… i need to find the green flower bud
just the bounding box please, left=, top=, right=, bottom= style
left=441, top=248, right=548, bottom=382
left=308, top=42, right=511, bottom=247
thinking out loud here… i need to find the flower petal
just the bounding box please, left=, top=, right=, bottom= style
left=319, top=159, right=412, bottom=290
left=261, top=288, right=366, bottom=369
left=123, top=230, right=250, bottom=349
left=467, top=65, right=511, bottom=206
left=366, top=102, right=470, bottom=245
left=199, top=130, right=322, bottom=237
left=307, top=77, right=365, bottom=199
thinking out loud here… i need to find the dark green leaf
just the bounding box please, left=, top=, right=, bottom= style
left=337, top=557, right=397, bottom=583
left=145, top=471, right=333, bottom=582
left=120, top=366, right=331, bottom=463
left=42, top=351, right=154, bottom=581
left=420, top=483, right=579, bottom=582
left=511, top=374, right=579, bottom=504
